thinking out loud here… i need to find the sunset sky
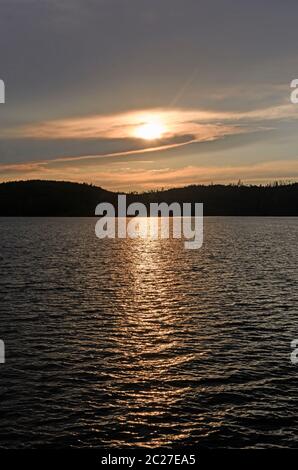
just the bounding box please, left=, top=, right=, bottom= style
left=0, top=0, right=298, bottom=191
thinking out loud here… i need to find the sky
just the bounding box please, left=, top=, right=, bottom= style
left=0, top=0, right=298, bottom=191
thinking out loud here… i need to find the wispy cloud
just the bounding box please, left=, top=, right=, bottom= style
left=81, top=159, right=298, bottom=190
left=1, top=104, right=296, bottom=140
left=0, top=108, right=245, bottom=140
left=0, top=103, right=297, bottom=187
left=1, top=159, right=297, bottom=192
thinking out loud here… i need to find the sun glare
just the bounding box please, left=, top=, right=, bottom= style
left=134, top=119, right=166, bottom=141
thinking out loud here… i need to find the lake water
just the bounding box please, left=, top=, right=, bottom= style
left=0, top=217, right=297, bottom=448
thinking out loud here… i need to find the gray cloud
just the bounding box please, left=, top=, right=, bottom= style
left=0, top=0, right=298, bottom=187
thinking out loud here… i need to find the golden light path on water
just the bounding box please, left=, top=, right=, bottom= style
left=103, top=218, right=213, bottom=447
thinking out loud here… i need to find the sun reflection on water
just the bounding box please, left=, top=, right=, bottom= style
left=101, top=220, right=207, bottom=447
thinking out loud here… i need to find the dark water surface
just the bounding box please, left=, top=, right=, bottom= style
left=0, top=217, right=297, bottom=448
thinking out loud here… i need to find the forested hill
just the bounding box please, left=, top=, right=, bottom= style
left=0, top=180, right=297, bottom=216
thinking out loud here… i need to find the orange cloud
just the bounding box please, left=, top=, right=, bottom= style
left=1, top=159, right=297, bottom=192
left=1, top=104, right=297, bottom=189
left=0, top=107, right=269, bottom=141
left=0, top=104, right=296, bottom=141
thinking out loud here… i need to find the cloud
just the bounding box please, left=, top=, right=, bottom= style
left=1, top=159, right=297, bottom=192
left=85, top=160, right=298, bottom=190
left=0, top=139, right=195, bottom=173
left=0, top=108, right=246, bottom=140
left=0, top=106, right=254, bottom=172
left=1, top=101, right=297, bottom=185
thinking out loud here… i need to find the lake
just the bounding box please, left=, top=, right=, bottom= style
left=0, top=217, right=297, bottom=448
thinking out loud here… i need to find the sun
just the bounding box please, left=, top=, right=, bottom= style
left=134, top=119, right=166, bottom=140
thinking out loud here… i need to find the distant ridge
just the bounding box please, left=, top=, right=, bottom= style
left=0, top=180, right=297, bottom=216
